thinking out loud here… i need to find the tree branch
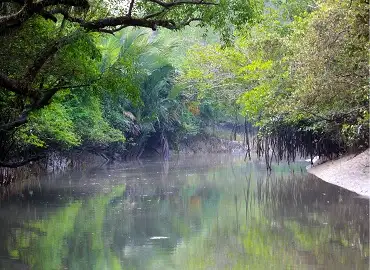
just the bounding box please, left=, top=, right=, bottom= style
left=62, top=13, right=178, bottom=30
left=0, top=0, right=221, bottom=135
left=143, top=9, right=167, bottom=20
left=128, top=0, right=135, bottom=17
left=0, top=0, right=89, bottom=30
left=0, top=0, right=32, bottom=29
left=179, top=17, right=202, bottom=27
left=1, top=0, right=218, bottom=33
left=148, top=0, right=216, bottom=8
left=0, top=31, right=82, bottom=108
left=0, top=79, right=101, bottom=131
left=0, top=32, right=86, bottom=132
left=0, top=0, right=25, bottom=3
left=34, top=0, right=88, bottom=8
left=23, top=31, right=82, bottom=83
left=36, top=9, right=58, bottom=22
left=0, top=72, right=28, bottom=96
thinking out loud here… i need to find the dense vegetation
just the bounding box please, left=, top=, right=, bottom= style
left=0, top=0, right=260, bottom=166
left=0, top=0, right=368, bottom=167
left=181, top=0, right=369, bottom=164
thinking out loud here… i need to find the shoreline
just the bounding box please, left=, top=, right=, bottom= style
left=307, top=149, right=370, bottom=197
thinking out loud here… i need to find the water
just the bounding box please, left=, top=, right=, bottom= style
left=0, top=154, right=368, bottom=270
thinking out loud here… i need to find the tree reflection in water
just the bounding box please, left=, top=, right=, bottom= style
left=0, top=156, right=368, bottom=269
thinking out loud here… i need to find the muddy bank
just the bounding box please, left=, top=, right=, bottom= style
left=1, top=136, right=246, bottom=192
left=308, top=149, right=369, bottom=197
left=174, top=135, right=247, bottom=155
left=0, top=151, right=106, bottom=197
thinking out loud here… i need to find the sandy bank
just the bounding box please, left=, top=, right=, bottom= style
left=307, top=149, right=370, bottom=197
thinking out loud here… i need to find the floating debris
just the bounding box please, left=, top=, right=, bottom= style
left=150, top=236, right=169, bottom=240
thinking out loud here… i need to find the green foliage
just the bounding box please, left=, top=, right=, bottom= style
left=134, top=0, right=262, bottom=43
left=179, top=0, right=369, bottom=155
left=288, top=0, right=368, bottom=114
left=0, top=17, right=56, bottom=76
left=0, top=0, right=367, bottom=163
left=0, top=0, right=268, bottom=165
left=26, top=101, right=81, bottom=147
left=7, top=186, right=125, bottom=270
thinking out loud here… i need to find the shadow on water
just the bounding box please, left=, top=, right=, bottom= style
left=0, top=154, right=368, bottom=269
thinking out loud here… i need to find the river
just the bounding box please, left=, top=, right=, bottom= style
left=0, top=154, right=368, bottom=270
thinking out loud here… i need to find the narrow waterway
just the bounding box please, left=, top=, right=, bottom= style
left=0, top=154, right=368, bottom=270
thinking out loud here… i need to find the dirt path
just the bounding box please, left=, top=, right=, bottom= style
left=307, top=149, right=369, bottom=197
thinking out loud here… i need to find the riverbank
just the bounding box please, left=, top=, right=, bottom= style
left=175, top=135, right=247, bottom=155
left=307, top=149, right=370, bottom=197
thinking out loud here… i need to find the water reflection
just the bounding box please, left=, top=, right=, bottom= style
left=0, top=155, right=368, bottom=269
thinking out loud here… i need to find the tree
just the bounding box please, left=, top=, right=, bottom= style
left=0, top=0, right=261, bottom=166
left=179, top=0, right=369, bottom=160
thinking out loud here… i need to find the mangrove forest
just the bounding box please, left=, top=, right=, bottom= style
left=0, top=0, right=368, bottom=269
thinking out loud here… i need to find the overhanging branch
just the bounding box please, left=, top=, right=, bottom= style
left=0, top=0, right=89, bottom=30
left=23, top=31, right=82, bottom=83
left=0, top=111, right=28, bottom=131
left=0, top=0, right=221, bottom=135
left=0, top=31, right=85, bottom=131
left=148, top=0, right=216, bottom=8
left=1, top=0, right=217, bottom=32
left=0, top=73, right=28, bottom=96
left=61, top=13, right=178, bottom=30
left=0, top=79, right=101, bottom=131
